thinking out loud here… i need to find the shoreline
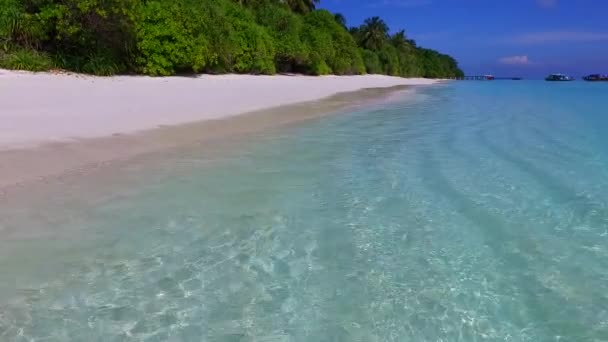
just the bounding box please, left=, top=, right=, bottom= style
left=0, top=71, right=440, bottom=149
left=0, top=79, right=435, bottom=191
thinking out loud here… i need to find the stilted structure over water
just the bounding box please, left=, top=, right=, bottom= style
left=455, top=75, right=522, bottom=81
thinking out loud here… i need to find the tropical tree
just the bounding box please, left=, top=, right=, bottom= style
left=359, top=16, right=389, bottom=50
left=333, top=13, right=346, bottom=28
left=301, top=10, right=363, bottom=75
left=256, top=3, right=309, bottom=72
left=284, top=0, right=319, bottom=13
left=390, top=30, right=409, bottom=50
left=1, top=0, right=463, bottom=78
left=389, top=30, right=419, bottom=76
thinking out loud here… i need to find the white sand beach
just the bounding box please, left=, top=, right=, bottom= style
left=0, top=71, right=438, bottom=149
left=0, top=71, right=439, bottom=189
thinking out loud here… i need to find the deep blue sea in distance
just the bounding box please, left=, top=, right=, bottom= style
left=1, top=81, right=608, bottom=341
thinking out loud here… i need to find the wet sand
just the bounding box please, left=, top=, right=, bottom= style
left=0, top=85, right=421, bottom=192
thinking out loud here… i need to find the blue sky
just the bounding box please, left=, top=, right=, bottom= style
left=320, top=0, right=608, bottom=77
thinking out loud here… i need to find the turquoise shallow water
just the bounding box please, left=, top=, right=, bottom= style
left=2, top=81, right=608, bottom=341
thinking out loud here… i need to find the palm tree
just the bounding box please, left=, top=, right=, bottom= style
left=360, top=16, right=389, bottom=50
left=391, top=30, right=417, bottom=51
left=390, top=30, right=408, bottom=49
left=283, top=0, right=320, bottom=13
left=334, top=13, right=346, bottom=28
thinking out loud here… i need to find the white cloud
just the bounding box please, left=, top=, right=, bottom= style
left=499, top=55, right=533, bottom=65
left=508, top=31, right=608, bottom=44
left=537, top=0, right=557, bottom=8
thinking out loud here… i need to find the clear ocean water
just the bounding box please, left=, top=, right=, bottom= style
left=1, top=81, right=608, bottom=341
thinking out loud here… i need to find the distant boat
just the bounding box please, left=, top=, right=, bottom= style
left=484, top=74, right=495, bottom=80
left=583, top=74, right=608, bottom=81
left=545, top=73, right=574, bottom=81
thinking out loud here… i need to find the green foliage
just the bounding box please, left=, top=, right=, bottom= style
left=228, top=18, right=276, bottom=74
left=352, top=17, right=462, bottom=78
left=134, top=0, right=214, bottom=75
left=0, top=48, right=53, bottom=71
left=390, top=30, right=420, bottom=77
left=357, top=16, right=389, bottom=51
left=1, top=0, right=136, bottom=74
left=256, top=4, right=308, bottom=72
left=220, top=2, right=276, bottom=74
left=134, top=0, right=275, bottom=76
left=0, top=0, right=463, bottom=78
left=397, top=51, right=422, bottom=77
left=301, top=10, right=363, bottom=75
left=417, top=48, right=463, bottom=78
left=333, top=13, right=346, bottom=28
left=55, top=52, right=124, bottom=76
left=330, top=25, right=365, bottom=74
left=378, top=44, right=400, bottom=75
left=309, top=58, right=332, bottom=75
left=361, top=49, right=382, bottom=74
left=0, top=0, right=46, bottom=51
left=285, top=0, right=319, bottom=14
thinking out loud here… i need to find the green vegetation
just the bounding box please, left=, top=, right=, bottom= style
left=0, top=0, right=463, bottom=78
left=0, top=48, right=54, bottom=71
left=350, top=16, right=462, bottom=78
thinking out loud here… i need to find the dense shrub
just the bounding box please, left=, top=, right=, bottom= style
left=330, top=27, right=365, bottom=74
left=55, top=52, right=124, bottom=76
left=219, top=3, right=276, bottom=74
left=397, top=52, right=421, bottom=77
left=256, top=4, right=309, bottom=72
left=1, top=0, right=136, bottom=73
left=378, top=44, right=400, bottom=76
left=0, top=0, right=463, bottom=78
left=301, top=10, right=363, bottom=75
left=1, top=0, right=50, bottom=52
left=134, top=0, right=214, bottom=75
left=418, top=48, right=461, bottom=78
left=361, top=49, right=382, bottom=74
left=0, top=48, right=53, bottom=71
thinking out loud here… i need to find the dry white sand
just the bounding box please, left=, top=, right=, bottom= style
left=0, top=70, right=438, bottom=149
